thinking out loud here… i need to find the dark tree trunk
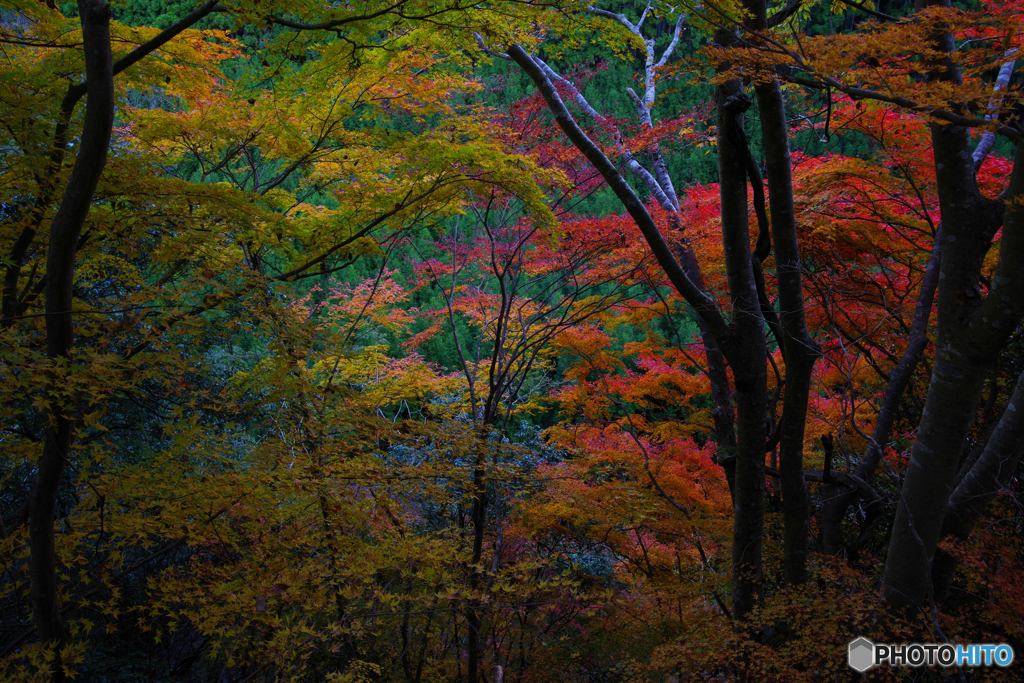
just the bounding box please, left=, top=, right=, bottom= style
left=698, top=315, right=738, bottom=497
left=734, top=0, right=821, bottom=588
left=882, top=119, right=1024, bottom=612
left=932, top=369, right=1024, bottom=601
left=672, top=239, right=737, bottom=495
left=751, top=75, right=819, bottom=587
left=715, top=52, right=767, bottom=618
left=28, top=0, right=114, bottom=674
left=509, top=37, right=769, bottom=620
left=879, top=0, right=1024, bottom=612
left=2, top=1, right=219, bottom=328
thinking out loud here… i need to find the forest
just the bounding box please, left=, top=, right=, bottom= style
left=1, top=0, right=1023, bottom=680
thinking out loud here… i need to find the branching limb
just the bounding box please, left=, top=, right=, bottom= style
left=785, top=74, right=1021, bottom=141
left=531, top=54, right=678, bottom=211
left=767, top=0, right=805, bottom=26
left=589, top=6, right=684, bottom=209
left=974, top=56, right=1017, bottom=171
left=832, top=0, right=897, bottom=22
left=508, top=43, right=733, bottom=354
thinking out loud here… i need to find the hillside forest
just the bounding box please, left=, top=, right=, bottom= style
left=1, top=0, right=1024, bottom=680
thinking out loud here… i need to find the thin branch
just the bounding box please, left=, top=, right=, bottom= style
left=110, top=1, right=223, bottom=77
left=974, top=56, right=1017, bottom=171
left=833, top=0, right=897, bottom=22
left=507, top=43, right=732, bottom=353
left=783, top=74, right=1021, bottom=141
left=768, top=0, right=806, bottom=27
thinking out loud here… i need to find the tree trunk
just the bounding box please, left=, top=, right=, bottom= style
left=821, top=227, right=941, bottom=556
left=881, top=344, right=988, bottom=609
left=752, top=76, right=819, bottom=586
left=882, top=126, right=1024, bottom=611
left=671, top=235, right=737, bottom=495
left=732, top=0, right=820, bottom=588
left=509, top=39, right=772, bottom=620
left=879, top=0, right=1024, bottom=609
left=28, top=0, right=114, bottom=674
left=932, top=369, right=1024, bottom=601
left=715, top=57, right=767, bottom=619
left=3, top=0, right=218, bottom=329
left=697, top=315, right=738, bottom=497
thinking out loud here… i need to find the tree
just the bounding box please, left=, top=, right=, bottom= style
left=717, top=0, right=1024, bottom=613
left=407, top=173, right=659, bottom=681
left=507, top=0, right=1024, bottom=629
left=870, top=0, right=1024, bottom=613
left=504, top=0, right=820, bottom=620
left=0, top=0, right=573, bottom=678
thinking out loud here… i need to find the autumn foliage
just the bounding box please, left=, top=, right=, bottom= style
left=2, top=0, right=1024, bottom=681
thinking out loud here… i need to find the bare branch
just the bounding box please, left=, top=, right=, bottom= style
left=111, top=1, right=223, bottom=78
left=974, top=56, right=1017, bottom=171
left=508, top=43, right=732, bottom=354
left=832, top=0, right=897, bottom=22
left=587, top=5, right=638, bottom=32
left=654, top=13, right=687, bottom=70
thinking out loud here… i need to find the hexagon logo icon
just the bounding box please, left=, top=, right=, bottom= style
left=848, top=637, right=875, bottom=672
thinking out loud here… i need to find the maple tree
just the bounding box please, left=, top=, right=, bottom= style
left=505, top=3, right=812, bottom=620
left=0, top=0, right=580, bottom=679
left=706, top=0, right=1024, bottom=614
left=505, top=0, right=1024, bottom=664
